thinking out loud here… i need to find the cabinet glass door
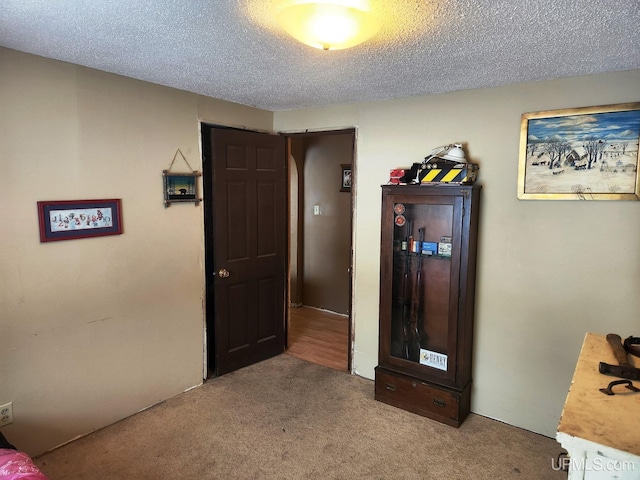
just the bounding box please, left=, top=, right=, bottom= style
left=388, top=196, right=462, bottom=378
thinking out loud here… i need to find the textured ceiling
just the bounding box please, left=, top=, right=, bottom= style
left=1, top=0, right=638, bottom=111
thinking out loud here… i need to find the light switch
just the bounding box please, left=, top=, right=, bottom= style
left=313, top=205, right=320, bottom=215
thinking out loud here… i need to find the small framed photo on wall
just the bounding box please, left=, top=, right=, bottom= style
left=163, top=171, right=201, bottom=207
left=340, top=164, right=352, bottom=192
left=37, top=199, right=123, bottom=242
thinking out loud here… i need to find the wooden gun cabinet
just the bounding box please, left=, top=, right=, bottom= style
left=375, top=184, right=481, bottom=427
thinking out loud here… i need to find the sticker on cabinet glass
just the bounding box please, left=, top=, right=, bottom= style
left=394, top=215, right=406, bottom=227
left=420, top=349, right=448, bottom=371
left=438, top=242, right=452, bottom=257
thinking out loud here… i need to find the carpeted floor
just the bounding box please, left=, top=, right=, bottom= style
left=35, top=354, right=567, bottom=479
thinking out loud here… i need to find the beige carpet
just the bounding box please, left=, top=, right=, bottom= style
left=35, top=354, right=566, bottom=479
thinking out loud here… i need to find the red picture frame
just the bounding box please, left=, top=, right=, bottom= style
left=37, top=199, right=123, bottom=242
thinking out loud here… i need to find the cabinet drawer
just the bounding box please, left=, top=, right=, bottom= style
left=375, top=369, right=469, bottom=427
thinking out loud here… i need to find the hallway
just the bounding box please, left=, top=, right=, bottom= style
left=286, top=306, right=349, bottom=371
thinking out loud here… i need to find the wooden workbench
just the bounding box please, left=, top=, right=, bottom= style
left=557, top=332, right=640, bottom=479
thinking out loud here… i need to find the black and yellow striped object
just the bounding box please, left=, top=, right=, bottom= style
left=418, top=163, right=478, bottom=184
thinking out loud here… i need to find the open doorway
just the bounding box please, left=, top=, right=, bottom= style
left=285, top=129, right=355, bottom=372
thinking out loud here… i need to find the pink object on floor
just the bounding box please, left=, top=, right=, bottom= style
left=0, top=449, right=48, bottom=480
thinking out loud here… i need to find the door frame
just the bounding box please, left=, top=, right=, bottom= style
left=283, top=127, right=356, bottom=372
left=201, top=122, right=214, bottom=378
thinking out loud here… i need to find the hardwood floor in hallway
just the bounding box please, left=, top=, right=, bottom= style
left=286, top=306, right=349, bottom=371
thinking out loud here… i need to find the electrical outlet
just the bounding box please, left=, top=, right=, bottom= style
left=0, top=402, right=13, bottom=427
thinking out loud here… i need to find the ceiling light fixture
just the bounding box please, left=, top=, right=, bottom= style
left=277, top=2, right=381, bottom=51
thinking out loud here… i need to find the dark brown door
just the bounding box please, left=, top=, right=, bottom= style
left=208, top=128, right=287, bottom=376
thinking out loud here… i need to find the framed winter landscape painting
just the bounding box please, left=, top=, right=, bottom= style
left=518, top=102, right=640, bottom=200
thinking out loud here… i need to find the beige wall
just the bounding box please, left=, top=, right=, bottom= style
left=0, top=47, right=272, bottom=456
left=275, top=69, right=640, bottom=437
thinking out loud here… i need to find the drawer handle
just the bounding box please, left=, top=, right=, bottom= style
left=385, top=383, right=397, bottom=392
left=433, top=399, right=447, bottom=408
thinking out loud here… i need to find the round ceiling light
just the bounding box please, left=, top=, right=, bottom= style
left=277, top=2, right=381, bottom=51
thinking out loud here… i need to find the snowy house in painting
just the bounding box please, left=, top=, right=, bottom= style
left=566, top=149, right=592, bottom=170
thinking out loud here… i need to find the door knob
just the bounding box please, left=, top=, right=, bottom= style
left=218, top=268, right=230, bottom=278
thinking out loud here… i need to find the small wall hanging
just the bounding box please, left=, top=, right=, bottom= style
left=163, top=149, right=202, bottom=207
left=340, top=164, right=352, bottom=192
left=37, top=199, right=123, bottom=242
